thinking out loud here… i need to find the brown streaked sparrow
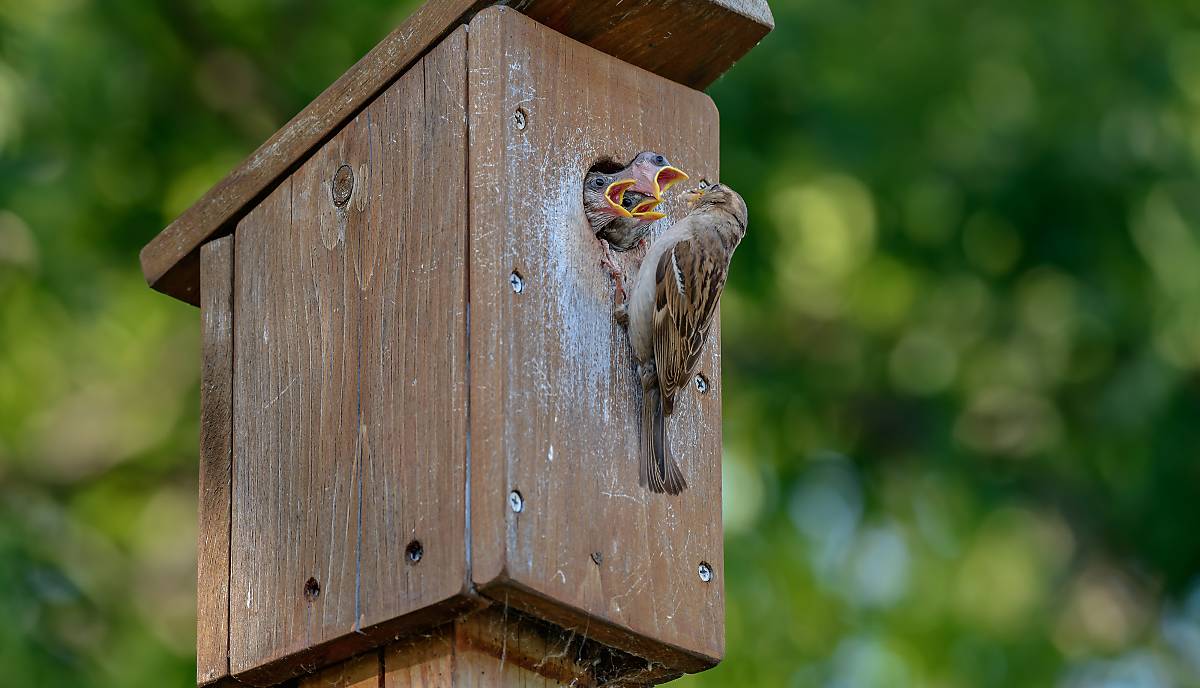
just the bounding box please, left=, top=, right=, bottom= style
left=614, top=183, right=749, bottom=495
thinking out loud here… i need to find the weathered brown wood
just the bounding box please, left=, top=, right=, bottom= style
left=139, top=0, right=771, bottom=306
left=198, top=236, right=235, bottom=686
left=229, top=28, right=472, bottom=685
left=299, top=651, right=382, bottom=688
left=468, top=7, right=724, bottom=673
left=376, top=607, right=679, bottom=687
left=453, top=607, right=682, bottom=687
left=381, top=628, right=454, bottom=687
left=523, top=0, right=773, bottom=90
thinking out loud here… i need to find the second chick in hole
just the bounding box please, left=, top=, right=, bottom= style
left=583, top=170, right=666, bottom=299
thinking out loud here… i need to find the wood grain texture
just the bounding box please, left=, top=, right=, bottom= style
left=299, top=652, right=382, bottom=688
left=229, top=29, right=470, bottom=684
left=378, top=608, right=676, bottom=687
left=520, top=0, right=773, bottom=91
left=381, top=627, right=454, bottom=687
left=199, top=236, right=235, bottom=686
left=453, top=607, right=682, bottom=687
left=468, top=7, right=725, bottom=673
left=139, top=0, right=771, bottom=306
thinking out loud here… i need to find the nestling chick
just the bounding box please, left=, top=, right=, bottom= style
left=615, top=183, right=749, bottom=495
left=583, top=171, right=665, bottom=251
left=583, top=170, right=666, bottom=300
left=627, top=151, right=690, bottom=200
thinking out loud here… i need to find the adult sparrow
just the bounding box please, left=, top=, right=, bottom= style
left=615, top=183, right=748, bottom=495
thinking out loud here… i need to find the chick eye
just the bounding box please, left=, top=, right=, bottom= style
left=622, top=196, right=635, bottom=209
left=591, top=177, right=606, bottom=188
left=654, top=155, right=666, bottom=166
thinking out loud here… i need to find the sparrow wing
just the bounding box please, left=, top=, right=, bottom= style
left=652, top=218, right=728, bottom=412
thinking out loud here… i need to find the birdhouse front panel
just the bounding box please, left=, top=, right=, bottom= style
left=468, top=8, right=725, bottom=668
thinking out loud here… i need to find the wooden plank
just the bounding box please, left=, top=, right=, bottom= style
left=229, top=29, right=470, bottom=684
left=198, top=235, right=235, bottom=686
left=468, top=7, right=725, bottom=673
left=357, top=25, right=471, bottom=643
left=452, top=607, right=681, bottom=687
left=139, top=0, right=771, bottom=306
left=522, top=0, right=773, bottom=90
left=381, top=627, right=454, bottom=687
left=299, top=652, right=382, bottom=688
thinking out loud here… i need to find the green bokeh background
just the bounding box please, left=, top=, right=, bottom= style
left=4, top=1, right=1200, bottom=686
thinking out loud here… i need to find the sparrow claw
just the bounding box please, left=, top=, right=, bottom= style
left=639, top=361, right=659, bottom=391
left=599, top=239, right=627, bottom=303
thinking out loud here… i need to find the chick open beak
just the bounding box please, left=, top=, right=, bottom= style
left=653, top=166, right=689, bottom=198
left=631, top=197, right=666, bottom=222
left=605, top=178, right=638, bottom=218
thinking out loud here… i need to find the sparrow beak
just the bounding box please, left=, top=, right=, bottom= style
left=605, top=178, right=638, bottom=218
left=653, top=166, right=689, bottom=198
left=632, top=209, right=667, bottom=221
left=683, top=186, right=705, bottom=207
left=630, top=197, right=666, bottom=222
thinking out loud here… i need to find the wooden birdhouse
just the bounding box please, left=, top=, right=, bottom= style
left=140, top=1, right=772, bottom=685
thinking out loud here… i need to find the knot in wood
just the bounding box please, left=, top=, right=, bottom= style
left=332, top=164, right=354, bottom=207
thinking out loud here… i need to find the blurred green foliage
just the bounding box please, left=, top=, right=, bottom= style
left=2, top=0, right=1200, bottom=686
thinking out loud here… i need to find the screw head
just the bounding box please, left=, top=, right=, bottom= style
left=590, top=551, right=603, bottom=566
left=509, top=271, right=524, bottom=293
left=405, top=540, right=423, bottom=565
left=697, top=561, right=714, bottom=583
left=694, top=374, right=710, bottom=394
left=509, top=490, right=524, bottom=513
left=303, top=577, right=321, bottom=601
left=513, top=108, right=528, bottom=131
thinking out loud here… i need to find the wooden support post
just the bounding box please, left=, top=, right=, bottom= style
left=153, top=1, right=772, bottom=685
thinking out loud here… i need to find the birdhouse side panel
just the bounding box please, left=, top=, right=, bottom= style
left=198, top=235, right=234, bottom=686
left=468, top=7, right=724, bottom=668
left=228, top=28, right=470, bottom=681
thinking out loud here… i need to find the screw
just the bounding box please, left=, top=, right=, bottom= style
left=590, top=551, right=603, bottom=566
left=695, top=374, right=710, bottom=394
left=698, top=561, right=714, bottom=583
left=405, top=540, right=423, bottom=565
left=513, top=108, right=528, bottom=131
left=509, top=490, right=524, bottom=513
left=509, top=271, right=524, bottom=293
left=303, top=577, right=321, bottom=601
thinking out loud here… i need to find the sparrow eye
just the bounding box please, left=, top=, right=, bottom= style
left=698, top=179, right=709, bottom=189
left=654, top=155, right=666, bottom=166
